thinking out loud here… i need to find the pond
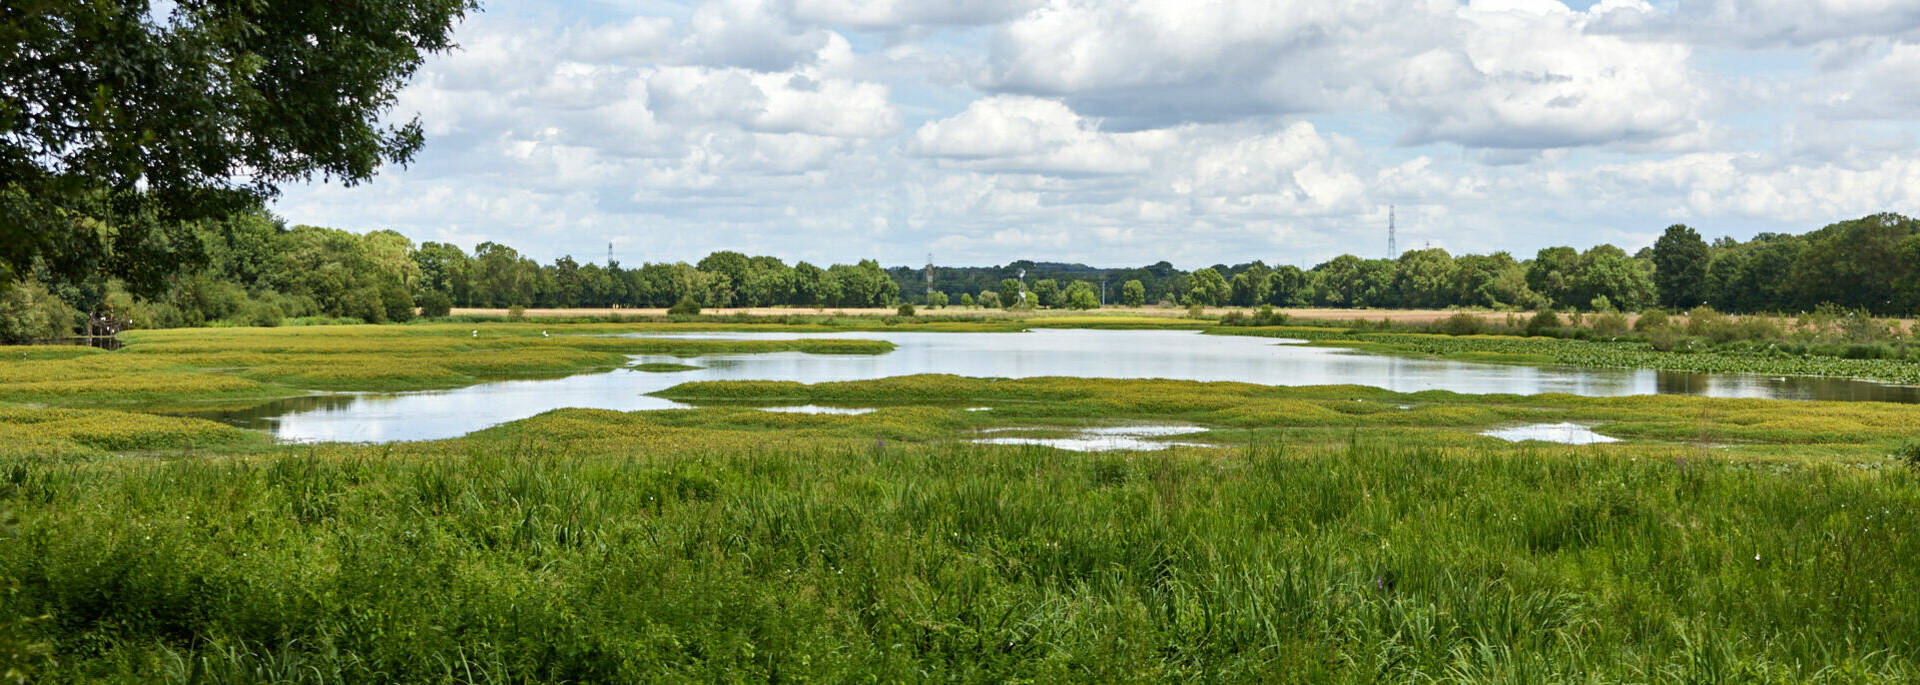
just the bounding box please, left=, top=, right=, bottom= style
left=192, top=328, right=1920, bottom=443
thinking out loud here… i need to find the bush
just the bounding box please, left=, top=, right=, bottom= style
left=1841, top=343, right=1894, bottom=360
left=0, top=280, right=80, bottom=342
left=1525, top=309, right=1563, bottom=337
left=1896, top=441, right=1920, bottom=470
left=1684, top=306, right=1728, bottom=338
left=238, top=299, right=285, bottom=327
left=1634, top=309, right=1669, bottom=332
left=417, top=290, right=453, bottom=318
left=666, top=297, right=700, bottom=316
left=1187, top=303, right=1206, bottom=318
left=1435, top=312, right=1484, bottom=336
left=896, top=304, right=916, bottom=317
left=1590, top=311, right=1630, bottom=336
left=1647, top=325, right=1688, bottom=352
left=507, top=305, right=529, bottom=320
left=975, top=291, right=999, bottom=309
left=380, top=281, right=416, bottom=323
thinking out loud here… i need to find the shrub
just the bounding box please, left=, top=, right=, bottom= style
left=417, top=290, right=453, bottom=318
left=1436, top=312, right=1484, bottom=336
left=666, top=297, right=700, bottom=316
left=1634, top=309, right=1669, bottom=332
left=1896, top=441, right=1920, bottom=470
left=507, top=305, right=529, bottom=320
left=381, top=282, right=416, bottom=323
left=0, top=280, right=80, bottom=342
left=1683, top=306, right=1726, bottom=338
left=238, top=299, right=285, bottom=327
left=1842, top=343, right=1894, bottom=360
left=1525, top=309, right=1563, bottom=337
left=975, top=291, right=999, bottom=309
left=1590, top=311, right=1629, bottom=336
left=896, top=304, right=916, bottom=317
left=1647, top=325, right=1688, bottom=352
left=1187, top=303, right=1206, bottom=318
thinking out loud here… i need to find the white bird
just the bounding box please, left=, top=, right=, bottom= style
left=542, top=331, right=549, bottom=338
left=471, top=330, right=478, bottom=337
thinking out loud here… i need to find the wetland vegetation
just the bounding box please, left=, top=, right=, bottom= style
left=2, top=318, right=1919, bottom=680
left=13, top=2, right=1917, bottom=680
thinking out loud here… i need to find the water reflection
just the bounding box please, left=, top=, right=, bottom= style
left=192, top=329, right=1920, bottom=443
left=1482, top=423, right=1621, bottom=445
left=975, top=425, right=1214, bottom=452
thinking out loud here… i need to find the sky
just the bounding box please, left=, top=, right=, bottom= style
left=271, top=0, right=1920, bottom=269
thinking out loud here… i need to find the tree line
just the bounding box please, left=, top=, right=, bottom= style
left=3, top=211, right=1916, bottom=342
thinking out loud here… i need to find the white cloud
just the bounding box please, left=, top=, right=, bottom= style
left=272, top=0, right=1920, bottom=269
left=1590, top=0, right=1920, bottom=48
left=792, top=0, right=1041, bottom=28
left=979, top=0, right=1710, bottom=150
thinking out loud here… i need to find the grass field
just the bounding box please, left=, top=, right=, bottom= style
left=3, top=319, right=1919, bottom=681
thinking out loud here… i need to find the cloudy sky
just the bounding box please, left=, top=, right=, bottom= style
left=274, top=0, right=1920, bottom=269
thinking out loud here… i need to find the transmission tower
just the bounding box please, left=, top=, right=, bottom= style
left=1388, top=205, right=1397, bottom=258
left=924, top=252, right=934, bottom=297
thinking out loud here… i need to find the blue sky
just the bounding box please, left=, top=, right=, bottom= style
left=274, top=0, right=1920, bottom=269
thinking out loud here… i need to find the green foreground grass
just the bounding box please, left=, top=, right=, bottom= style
left=3, top=435, right=1916, bottom=681
left=2, top=320, right=1920, bottom=680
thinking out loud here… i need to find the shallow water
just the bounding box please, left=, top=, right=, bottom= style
left=191, top=328, right=1920, bottom=443
left=757, top=405, right=875, bottom=415
left=974, top=425, right=1213, bottom=452
left=1482, top=422, right=1621, bottom=445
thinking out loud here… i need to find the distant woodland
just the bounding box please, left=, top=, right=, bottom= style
left=6, top=212, right=1917, bottom=342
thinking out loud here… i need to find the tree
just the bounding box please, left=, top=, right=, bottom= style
left=0, top=280, right=80, bottom=342
left=1392, top=248, right=1457, bottom=308
left=1787, top=213, right=1918, bottom=314
left=1063, top=281, right=1099, bottom=309
left=1266, top=266, right=1308, bottom=306
left=1121, top=280, right=1146, bottom=307
left=1652, top=224, right=1709, bottom=309
left=1, top=0, right=475, bottom=296
left=1187, top=268, right=1230, bottom=306
left=928, top=291, right=949, bottom=308
left=1032, top=279, right=1062, bottom=308
left=1572, top=245, right=1655, bottom=312
left=1526, top=247, right=1580, bottom=308
left=998, top=278, right=1023, bottom=309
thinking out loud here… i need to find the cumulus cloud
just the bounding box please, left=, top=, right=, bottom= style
left=1589, top=0, right=1920, bottom=48
left=271, top=0, right=1920, bottom=269
left=792, top=0, right=1041, bottom=28
left=978, top=0, right=1710, bottom=150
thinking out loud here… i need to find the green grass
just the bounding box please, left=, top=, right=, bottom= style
left=5, top=323, right=1920, bottom=680
left=0, top=323, right=893, bottom=410
left=652, top=374, right=1920, bottom=459
left=1, top=436, right=1916, bottom=681
left=633, top=362, right=703, bottom=373
left=1214, top=325, right=1920, bottom=385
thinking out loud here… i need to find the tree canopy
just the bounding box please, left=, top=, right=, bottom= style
left=1, top=0, right=473, bottom=295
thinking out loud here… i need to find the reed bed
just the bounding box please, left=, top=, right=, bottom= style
left=1, top=437, right=1915, bottom=681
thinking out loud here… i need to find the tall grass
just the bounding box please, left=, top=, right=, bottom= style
left=0, top=439, right=1915, bottom=681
